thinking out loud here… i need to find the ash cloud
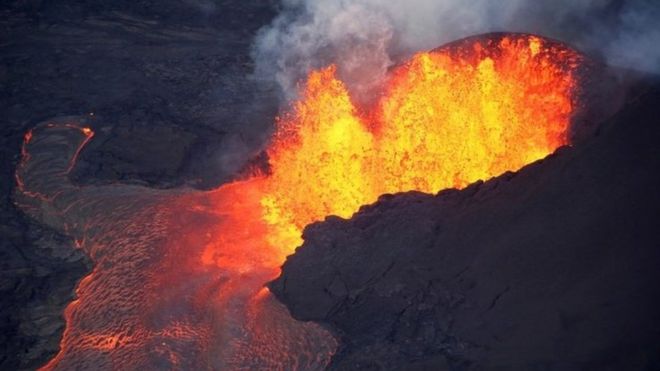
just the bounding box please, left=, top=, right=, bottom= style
left=252, top=0, right=660, bottom=101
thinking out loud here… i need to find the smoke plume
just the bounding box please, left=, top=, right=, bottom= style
left=252, top=0, right=660, bottom=101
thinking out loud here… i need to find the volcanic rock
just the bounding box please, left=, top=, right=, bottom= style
left=270, top=78, right=660, bottom=369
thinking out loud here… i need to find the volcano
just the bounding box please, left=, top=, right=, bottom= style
left=4, top=7, right=660, bottom=370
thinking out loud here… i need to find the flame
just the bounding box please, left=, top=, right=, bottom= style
left=255, top=34, right=581, bottom=259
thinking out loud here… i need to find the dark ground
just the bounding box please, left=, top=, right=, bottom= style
left=1, top=1, right=278, bottom=369
left=271, top=80, right=660, bottom=370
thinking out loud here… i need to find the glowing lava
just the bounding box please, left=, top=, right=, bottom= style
left=19, top=34, right=582, bottom=370
left=257, top=34, right=581, bottom=259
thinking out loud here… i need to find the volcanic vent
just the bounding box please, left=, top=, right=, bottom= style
left=16, top=33, right=586, bottom=369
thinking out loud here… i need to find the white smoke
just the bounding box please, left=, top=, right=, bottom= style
left=252, top=0, right=660, bottom=100
left=604, top=1, right=660, bottom=73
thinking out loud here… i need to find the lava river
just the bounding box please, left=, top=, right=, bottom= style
left=15, top=34, right=582, bottom=370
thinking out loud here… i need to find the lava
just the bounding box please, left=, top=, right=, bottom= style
left=18, top=34, right=582, bottom=370
left=15, top=123, right=93, bottom=203
left=257, top=34, right=581, bottom=259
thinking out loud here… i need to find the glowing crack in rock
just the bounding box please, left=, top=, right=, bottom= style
left=15, top=34, right=581, bottom=370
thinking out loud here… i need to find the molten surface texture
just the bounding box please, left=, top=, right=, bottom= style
left=16, top=124, right=336, bottom=370
left=15, top=34, right=582, bottom=369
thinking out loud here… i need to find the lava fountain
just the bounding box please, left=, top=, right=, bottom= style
left=16, top=34, right=582, bottom=370
left=256, top=33, right=581, bottom=259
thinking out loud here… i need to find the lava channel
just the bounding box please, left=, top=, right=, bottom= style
left=15, top=33, right=583, bottom=370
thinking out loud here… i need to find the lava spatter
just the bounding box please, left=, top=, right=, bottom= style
left=260, top=34, right=582, bottom=255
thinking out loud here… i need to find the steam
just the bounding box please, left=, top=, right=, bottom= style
left=252, top=0, right=660, bottom=100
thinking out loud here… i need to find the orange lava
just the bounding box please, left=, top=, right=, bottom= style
left=29, top=34, right=582, bottom=370
left=206, top=34, right=582, bottom=267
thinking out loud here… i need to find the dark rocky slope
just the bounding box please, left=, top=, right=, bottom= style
left=271, top=80, right=660, bottom=370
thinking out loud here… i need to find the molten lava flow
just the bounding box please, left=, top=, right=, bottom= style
left=24, top=34, right=582, bottom=370
left=257, top=34, right=582, bottom=257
